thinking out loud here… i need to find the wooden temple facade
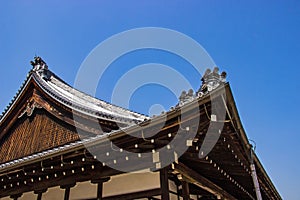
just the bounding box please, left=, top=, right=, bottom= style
left=0, top=57, right=281, bottom=200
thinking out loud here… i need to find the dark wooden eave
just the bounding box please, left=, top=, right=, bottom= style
left=0, top=83, right=281, bottom=199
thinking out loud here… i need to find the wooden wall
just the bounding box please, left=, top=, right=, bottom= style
left=0, top=109, right=79, bottom=163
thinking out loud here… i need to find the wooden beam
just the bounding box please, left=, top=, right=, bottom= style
left=80, top=188, right=161, bottom=200
left=9, top=193, right=22, bottom=200
left=160, top=168, right=170, bottom=200
left=91, top=177, right=111, bottom=184
left=174, top=163, right=237, bottom=200
left=0, top=166, right=119, bottom=198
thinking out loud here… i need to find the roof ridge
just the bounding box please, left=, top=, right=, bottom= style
left=29, top=57, right=148, bottom=123
left=0, top=56, right=149, bottom=126
left=49, top=71, right=149, bottom=119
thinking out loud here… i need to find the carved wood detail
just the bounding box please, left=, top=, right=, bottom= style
left=18, top=99, right=43, bottom=118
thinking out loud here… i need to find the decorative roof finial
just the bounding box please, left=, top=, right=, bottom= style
left=178, top=89, right=195, bottom=106
left=198, top=66, right=227, bottom=95
left=30, top=56, right=50, bottom=80
left=30, top=56, right=48, bottom=71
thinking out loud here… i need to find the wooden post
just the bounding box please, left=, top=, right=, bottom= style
left=182, top=181, right=190, bottom=200
left=176, top=184, right=180, bottom=200
left=160, top=168, right=170, bottom=200
left=64, top=187, right=70, bottom=200
left=36, top=193, right=42, bottom=200
left=174, top=163, right=237, bottom=199
left=34, top=189, right=47, bottom=200
left=91, top=177, right=110, bottom=200
left=97, top=182, right=103, bottom=200
left=250, top=152, right=263, bottom=200
left=60, top=183, right=75, bottom=200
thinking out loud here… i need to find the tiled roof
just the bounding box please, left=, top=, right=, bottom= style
left=32, top=69, right=148, bottom=124
left=0, top=72, right=31, bottom=122
left=0, top=63, right=149, bottom=126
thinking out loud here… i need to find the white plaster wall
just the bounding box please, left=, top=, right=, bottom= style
left=43, top=186, right=64, bottom=199
left=103, top=172, right=160, bottom=197
left=70, top=181, right=97, bottom=200
left=168, top=179, right=177, bottom=193
left=1, top=171, right=162, bottom=200
left=19, top=192, right=36, bottom=200
left=190, top=194, right=198, bottom=200
left=170, top=193, right=180, bottom=200
left=0, top=197, right=10, bottom=200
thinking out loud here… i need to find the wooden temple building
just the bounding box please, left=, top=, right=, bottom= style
left=0, top=57, right=281, bottom=200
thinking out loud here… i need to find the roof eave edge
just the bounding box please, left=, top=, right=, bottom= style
left=225, top=83, right=282, bottom=199
left=0, top=72, right=33, bottom=125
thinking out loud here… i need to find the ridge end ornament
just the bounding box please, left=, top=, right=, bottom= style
left=198, top=67, right=227, bottom=95
left=30, top=56, right=51, bottom=80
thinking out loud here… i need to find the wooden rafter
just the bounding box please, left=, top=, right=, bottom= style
left=174, top=162, right=237, bottom=200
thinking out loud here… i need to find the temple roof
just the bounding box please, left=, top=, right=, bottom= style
left=31, top=67, right=148, bottom=124
left=0, top=57, right=148, bottom=126
left=0, top=58, right=281, bottom=199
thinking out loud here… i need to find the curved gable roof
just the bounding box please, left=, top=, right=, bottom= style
left=0, top=58, right=148, bottom=128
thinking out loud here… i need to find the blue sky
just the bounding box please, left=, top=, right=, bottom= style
left=1, top=1, right=300, bottom=199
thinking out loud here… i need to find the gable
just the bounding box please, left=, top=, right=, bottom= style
left=0, top=69, right=125, bottom=164
left=0, top=108, right=79, bottom=163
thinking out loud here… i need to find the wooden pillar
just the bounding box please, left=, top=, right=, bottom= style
left=176, top=184, right=180, bottom=200
left=91, top=177, right=110, bottom=200
left=160, top=168, right=170, bottom=200
left=64, top=187, right=70, bottom=200
left=34, top=189, right=47, bottom=200
left=60, top=183, right=76, bottom=200
left=181, top=181, right=190, bottom=200
left=198, top=196, right=217, bottom=200
left=36, top=193, right=42, bottom=200
left=97, top=182, right=103, bottom=200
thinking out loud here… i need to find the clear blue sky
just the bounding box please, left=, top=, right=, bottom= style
left=1, top=1, right=299, bottom=199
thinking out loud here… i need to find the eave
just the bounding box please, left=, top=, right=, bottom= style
left=0, top=84, right=282, bottom=199
left=225, top=83, right=282, bottom=199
